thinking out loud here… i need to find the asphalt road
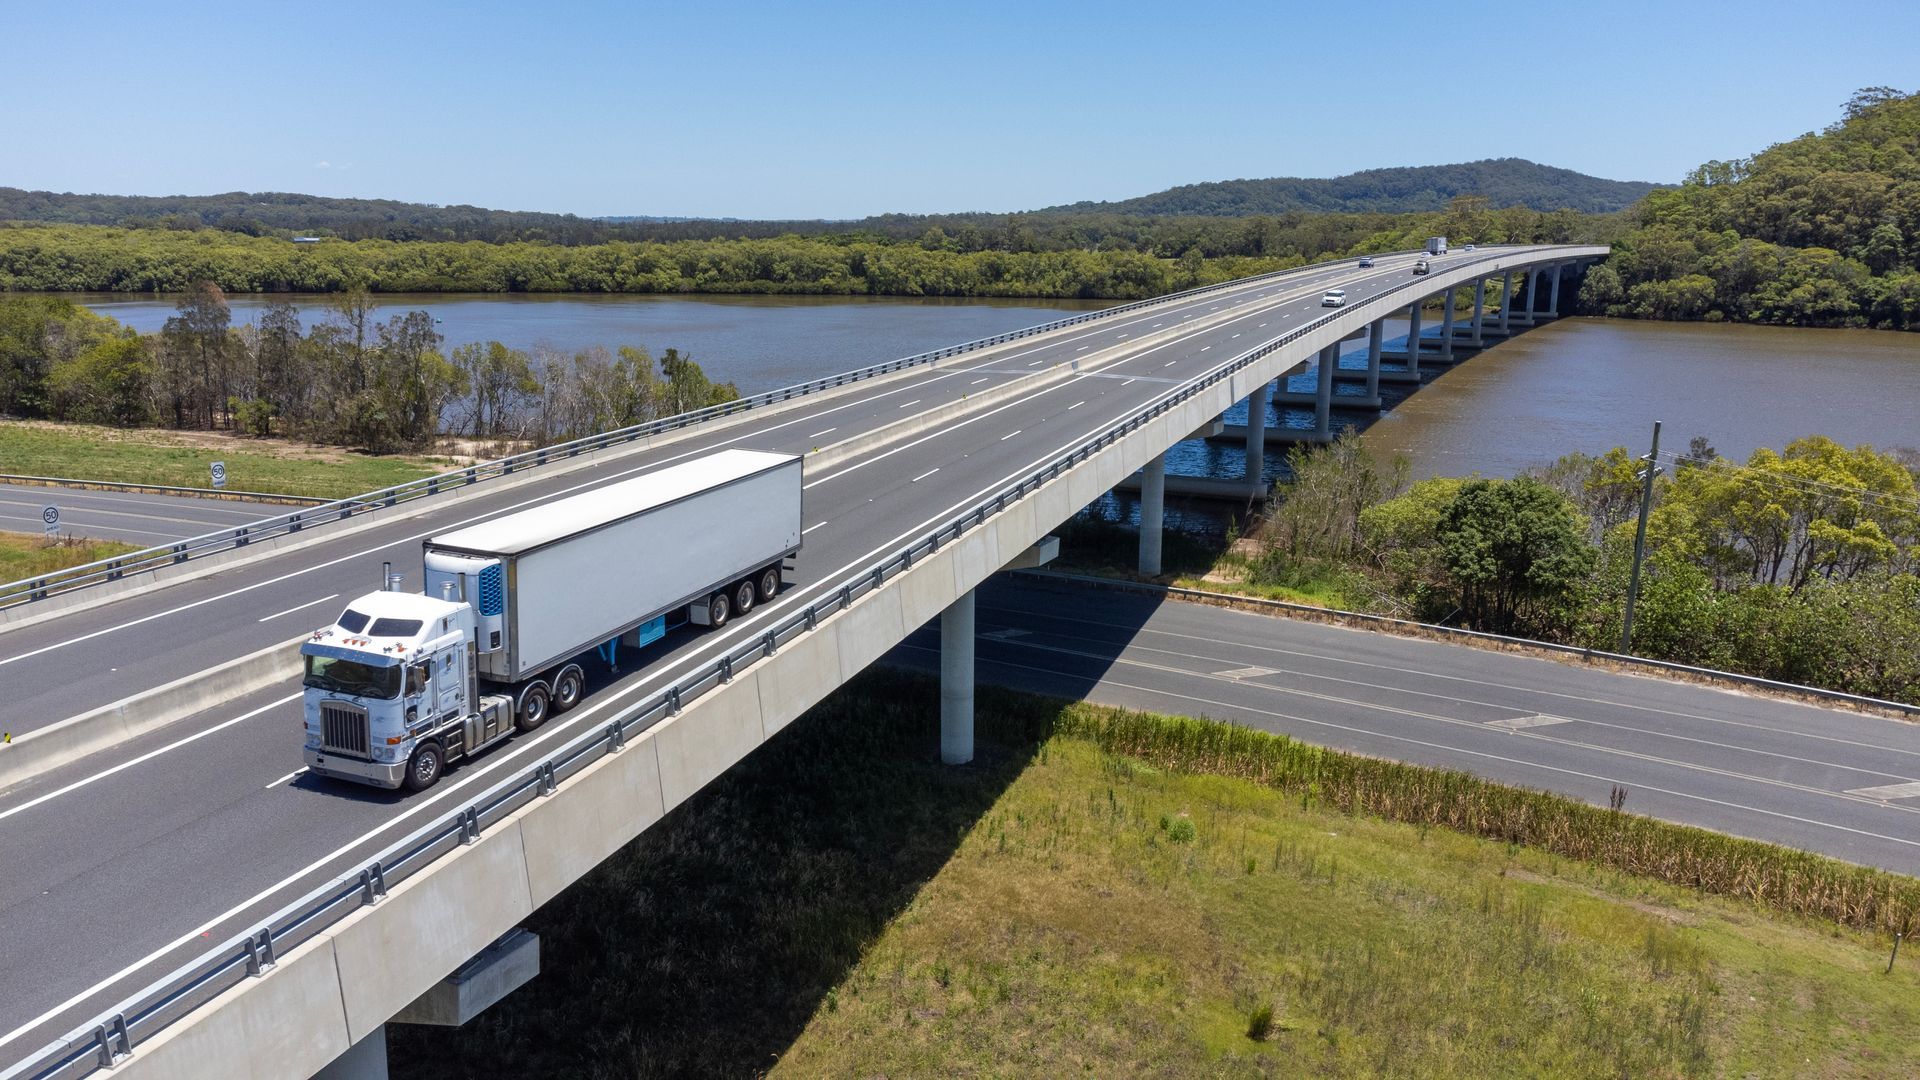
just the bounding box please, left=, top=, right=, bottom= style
left=0, top=484, right=282, bottom=545
left=0, top=246, right=1584, bottom=1064
left=891, top=576, right=1920, bottom=873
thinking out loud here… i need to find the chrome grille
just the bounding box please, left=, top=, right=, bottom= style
left=320, top=701, right=370, bottom=758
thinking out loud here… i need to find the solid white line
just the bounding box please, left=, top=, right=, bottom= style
left=911, top=468, right=940, bottom=482
left=809, top=427, right=837, bottom=438
left=1001, top=431, right=1021, bottom=441
left=256, top=594, right=339, bottom=624
left=0, top=693, right=301, bottom=825
left=802, top=520, right=831, bottom=535
left=265, top=767, right=307, bottom=789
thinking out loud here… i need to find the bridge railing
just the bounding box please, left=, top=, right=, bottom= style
left=0, top=252, right=1398, bottom=614
left=6, top=245, right=1605, bottom=1080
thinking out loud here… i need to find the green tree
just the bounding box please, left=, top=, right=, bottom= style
left=47, top=333, right=152, bottom=426
left=1433, top=477, right=1597, bottom=635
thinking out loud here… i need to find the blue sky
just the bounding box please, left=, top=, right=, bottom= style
left=2, top=1, right=1913, bottom=219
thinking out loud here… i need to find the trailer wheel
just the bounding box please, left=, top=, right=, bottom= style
left=756, top=566, right=781, bottom=603
left=551, top=665, right=585, bottom=713
left=405, top=742, right=444, bottom=792
left=706, top=591, right=731, bottom=629
left=516, top=682, right=551, bottom=732
left=733, top=579, right=757, bottom=617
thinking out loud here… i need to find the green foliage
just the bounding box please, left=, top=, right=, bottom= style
left=1588, top=88, right=1920, bottom=329
left=1433, top=478, right=1596, bottom=635
left=1045, top=158, right=1664, bottom=216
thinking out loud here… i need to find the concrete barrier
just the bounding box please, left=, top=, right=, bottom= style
left=0, top=634, right=305, bottom=792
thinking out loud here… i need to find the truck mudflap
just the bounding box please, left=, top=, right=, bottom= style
left=305, top=748, right=407, bottom=790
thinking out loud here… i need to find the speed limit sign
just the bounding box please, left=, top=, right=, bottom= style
left=210, top=461, right=227, bottom=489
left=41, top=505, right=59, bottom=538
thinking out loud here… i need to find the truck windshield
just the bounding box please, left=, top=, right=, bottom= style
left=304, top=655, right=401, bottom=699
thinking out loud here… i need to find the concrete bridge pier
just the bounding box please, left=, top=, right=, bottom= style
left=1548, top=263, right=1564, bottom=315
left=1517, top=268, right=1539, bottom=325
left=1470, top=277, right=1487, bottom=345
left=1138, top=452, right=1165, bottom=575
left=1440, top=286, right=1456, bottom=362
left=315, top=1029, right=386, bottom=1080
left=940, top=589, right=975, bottom=765
left=1500, top=271, right=1515, bottom=333
left=1243, top=381, right=1270, bottom=486
left=1313, top=343, right=1337, bottom=439
left=1405, top=301, right=1424, bottom=375
left=1365, top=318, right=1384, bottom=399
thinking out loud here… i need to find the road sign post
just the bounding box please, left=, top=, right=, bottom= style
left=210, top=461, right=227, bottom=490
left=42, top=504, right=59, bottom=539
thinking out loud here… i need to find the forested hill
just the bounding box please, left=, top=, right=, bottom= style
left=1583, top=87, right=1920, bottom=329
left=1044, top=159, right=1666, bottom=216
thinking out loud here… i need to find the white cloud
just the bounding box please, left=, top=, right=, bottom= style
left=314, top=160, right=331, bottom=169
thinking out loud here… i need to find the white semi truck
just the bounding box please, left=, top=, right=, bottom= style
left=302, top=448, right=804, bottom=791
left=1425, top=236, right=1449, bottom=256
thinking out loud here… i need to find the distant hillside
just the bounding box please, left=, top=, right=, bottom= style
left=1047, top=159, right=1665, bottom=216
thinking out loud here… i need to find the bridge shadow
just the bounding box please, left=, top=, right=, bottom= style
left=385, top=664, right=1053, bottom=1079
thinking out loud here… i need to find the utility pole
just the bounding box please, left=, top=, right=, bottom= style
left=1620, top=421, right=1663, bottom=655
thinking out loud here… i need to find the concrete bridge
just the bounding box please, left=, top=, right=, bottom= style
left=0, top=244, right=1605, bottom=1080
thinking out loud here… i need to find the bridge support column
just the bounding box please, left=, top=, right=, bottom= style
left=1500, top=272, right=1514, bottom=333
left=1139, top=452, right=1165, bottom=576
left=940, top=589, right=975, bottom=765
left=1405, top=300, right=1423, bottom=375
left=1471, top=278, right=1486, bottom=345
left=1243, top=381, right=1270, bottom=485
left=1365, top=319, right=1383, bottom=400
left=1519, top=268, right=1539, bottom=324
left=1314, top=343, right=1337, bottom=439
left=1548, top=263, right=1563, bottom=315
left=315, top=1028, right=388, bottom=1080
left=1440, top=287, right=1456, bottom=361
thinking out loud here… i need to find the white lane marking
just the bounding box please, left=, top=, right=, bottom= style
left=1068, top=401, right=1085, bottom=411
left=1232, top=333, right=1241, bottom=339
left=932, top=648, right=1920, bottom=851
left=1848, top=781, right=1920, bottom=800
left=1027, top=359, right=1046, bottom=367
left=810, top=427, right=837, bottom=438
left=256, top=594, right=339, bottom=624
left=969, top=378, right=990, bottom=385
left=1486, top=714, right=1574, bottom=731
left=0, top=262, right=1409, bottom=1047
left=1163, top=361, right=1176, bottom=368
left=1076, top=345, right=1089, bottom=351
left=1258, top=323, right=1267, bottom=328
left=911, top=468, right=940, bottom=482
left=1215, top=665, right=1279, bottom=679
left=897, top=399, right=921, bottom=408
left=1117, top=334, right=1129, bottom=340
left=1001, top=431, right=1021, bottom=441
left=1122, top=379, right=1136, bottom=386
left=1151, top=323, right=1162, bottom=328
left=802, top=521, right=831, bottom=535
left=0, top=693, right=301, bottom=824
left=266, top=767, right=307, bottom=789
left=1201, top=345, right=1211, bottom=351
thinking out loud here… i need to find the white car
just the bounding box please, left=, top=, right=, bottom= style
left=1321, top=289, right=1347, bottom=307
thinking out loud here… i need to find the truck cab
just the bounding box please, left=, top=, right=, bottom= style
left=302, top=590, right=483, bottom=790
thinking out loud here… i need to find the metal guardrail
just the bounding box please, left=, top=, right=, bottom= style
left=0, top=252, right=1397, bottom=613
left=5, top=246, right=1605, bottom=1080
left=0, top=475, right=330, bottom=505
left=1016, top=571, right=1920, bottom=717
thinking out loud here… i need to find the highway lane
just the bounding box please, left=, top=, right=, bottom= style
left=890, top=576, right=1920, bottom=873
left=0, top=247, right=1457, bottom=739
left=0, top=247, right=1537, bottom=1055
left=0, top=484, right=283, bottom=545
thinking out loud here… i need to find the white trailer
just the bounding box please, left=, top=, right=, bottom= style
left=302, top=449, right=803, bottom=790
left=1425, top=236, right=1448, bottom=255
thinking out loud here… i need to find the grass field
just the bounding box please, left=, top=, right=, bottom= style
left=386, top=671, right=1920, bottom=1079
left=0, top=530, right=139, bottom=589
left=1052, top=511, right=1368, bottom=609
left=0, top=421, right=447, bottom=500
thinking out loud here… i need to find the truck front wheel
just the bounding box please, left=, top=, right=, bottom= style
left=516, top=682, right=551, bottom=732
left=405, top=742, right=444, bottom=792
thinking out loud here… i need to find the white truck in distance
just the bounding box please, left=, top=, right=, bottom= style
left=1425, top=236, right=1448, bottom=255
left=302, top=449, right=804, bottom=791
